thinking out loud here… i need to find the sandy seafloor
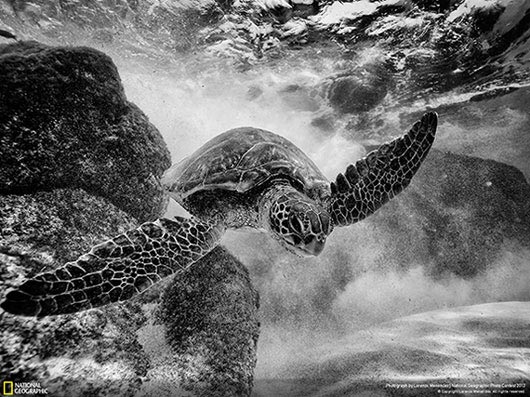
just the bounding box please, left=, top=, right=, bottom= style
left=252, top=302, right=530, bottom=396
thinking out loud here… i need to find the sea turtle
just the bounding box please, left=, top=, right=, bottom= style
left=1, top=112, right=437, bottom=317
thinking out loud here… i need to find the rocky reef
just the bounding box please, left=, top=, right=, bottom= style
left=0, top=42, right=259, bottom=396
left=0, top=41, right=171, bottom=223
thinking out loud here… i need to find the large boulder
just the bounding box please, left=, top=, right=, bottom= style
left=327, top=75, right=388, bottom=113
left=0, top=41, right=171, bottom=223
left=401, top=85, right=530, bottom=180
left=375, top=149, right=530, bottom=278
left=325, top=63, right=393, bottom=114
left=142, top=247, right=260, bottom=396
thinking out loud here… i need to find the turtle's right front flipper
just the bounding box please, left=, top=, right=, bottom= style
left=328, top=112, right=437, bottom=226
left=1, top=217, right=224, bottom=317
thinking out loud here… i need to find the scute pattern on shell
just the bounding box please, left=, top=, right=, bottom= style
left=162, top=127, right=329, bottom=202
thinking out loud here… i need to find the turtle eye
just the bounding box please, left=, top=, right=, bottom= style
left=289, top=214, right=305, bottom=235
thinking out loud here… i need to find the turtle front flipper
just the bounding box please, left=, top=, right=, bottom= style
left=1, top=217, right=225, bottom=317
left=328, top=112, right=437, bottom=227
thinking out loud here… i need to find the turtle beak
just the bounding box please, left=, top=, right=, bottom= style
left=301, top=237, right=325, bottom=257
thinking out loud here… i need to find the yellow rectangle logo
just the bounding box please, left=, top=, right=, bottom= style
left=3, top=381, right=13, bottom=396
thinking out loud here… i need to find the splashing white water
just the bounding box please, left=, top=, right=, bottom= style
left=120, top=66, right=365, bottom=178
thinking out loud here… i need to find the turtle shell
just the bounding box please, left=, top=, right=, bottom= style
left=162, top=127, right=330, bottom=202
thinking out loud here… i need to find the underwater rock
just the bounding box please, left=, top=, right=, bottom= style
left=0, top=181, right=260, bottom=397
left=0, top=190, right=260, bottom=396
left=401, top=85, right=530, bottom=179
left=375, top=149, right=530, bottom=278
left=149, top=246, right=260, bottom=396
left=0, top=41, right=171, bottom=223
left=326, top=68, right=390, bottom=114
left=0, top=189, right=138, bottom=268
left=327, top=75, right=386, bottom=113
left=0, top=189, right=149, bottom=395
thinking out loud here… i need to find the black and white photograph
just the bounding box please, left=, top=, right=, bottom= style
left=0, top=0, right=529, bottom=396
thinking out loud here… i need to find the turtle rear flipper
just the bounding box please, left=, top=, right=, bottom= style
left=1, top=217, right=224, bottom=317
left=328, top=112, right=437, bottom=226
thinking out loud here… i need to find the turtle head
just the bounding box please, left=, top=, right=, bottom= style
left=267, top=189, right=332, bottom=257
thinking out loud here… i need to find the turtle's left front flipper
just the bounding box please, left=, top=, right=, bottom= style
left=1, top=217, right=224, bottom=317
left=328, top=112, right=437, bottom=227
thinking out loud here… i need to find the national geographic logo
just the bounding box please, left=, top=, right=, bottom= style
left=2, top=381, right=48, bottom=395
left=2, top=382, right=12, bottom=396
